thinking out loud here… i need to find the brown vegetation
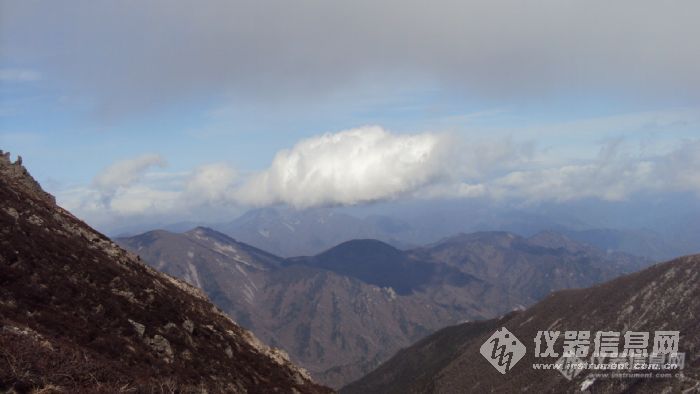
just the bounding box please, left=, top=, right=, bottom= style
left=0, top=153, right=331, bottom=393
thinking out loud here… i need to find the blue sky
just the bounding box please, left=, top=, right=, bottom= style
left=1, top=1, right=699, bottom=232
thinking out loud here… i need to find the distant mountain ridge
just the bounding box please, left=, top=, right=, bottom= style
left=205, top=205, right=699, bottom=261
left=414, top=231, right=646, bottom=305
left=213, top=207, right=417, bottom=257
left=108, top=199, right=700, bottom=261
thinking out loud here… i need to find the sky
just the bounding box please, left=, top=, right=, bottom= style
left=1, top=1, right=699, bottom=232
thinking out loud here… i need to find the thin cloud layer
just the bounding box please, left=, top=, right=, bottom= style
left=2, top=1, right=699, bottom=117
left=453, top=139, right=700, bottom=203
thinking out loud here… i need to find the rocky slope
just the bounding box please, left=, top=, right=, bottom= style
left=0, top=151, right=330, bottom=393
left=342, top=254, right=700, bottom=393
left=118, top=226, right=647, bottom=388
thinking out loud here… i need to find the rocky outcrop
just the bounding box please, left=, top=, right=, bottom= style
left=0, top=150, right=55, bottom=205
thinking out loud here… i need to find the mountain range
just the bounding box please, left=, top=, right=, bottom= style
left=118, top=225, right=648, bottom=388
left=194, top=205, right=699, bottom=261
left=212, top=207, right=417, bottom=257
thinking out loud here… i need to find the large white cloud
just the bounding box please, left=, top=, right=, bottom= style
left=234, top=126, right=454, bottom=208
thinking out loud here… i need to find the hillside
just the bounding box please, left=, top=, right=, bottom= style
left=0, top=151, right=330, bottom=393
left=342, top=254, right=700, bottom=393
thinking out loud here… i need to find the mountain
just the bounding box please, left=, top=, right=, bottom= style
left=0, top=151, right=329, bottom=393
left=391, top=198, right=700, bottom=261
left=119, top=229, right=493, bottom=388
left=342, top=254, right=700, bottom=393
left=118, top=226, right=646, bottom=388
left=213, top=207, right=417, bottom=257
left=119, top=227, right=282, bottom=319
left=560, top=228, right=686, bottom=261
left=285, top=239, right=478, bottom=295
left=414, top=231, right=647, bottom=306
left=110, top=198, right=700, bottom=261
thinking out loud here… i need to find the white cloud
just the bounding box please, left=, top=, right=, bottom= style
left=489, top=162, right=654, bottom=202
left=60, top=156, right=239, bottom=229
left=477, top=139, right=700, bottom=203
left=234, top=126, right=454, bottom=208
left=183, top=163, right=238, bottom=204
left=108, top=185, right=180, bottom=216
left=654, top=139, right=700, bottom=192
left=92, top=154, right=166, bottom=206
left=415, top=182, right=488, bottom=199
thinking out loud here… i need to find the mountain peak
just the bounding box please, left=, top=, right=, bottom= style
left=288, top=238, right=435, bottom=295
left=320, top=238, right=402, bottom=256
left=188, top=225, right=220, bottom=235
left=187, top=226, right=238, bottom=242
